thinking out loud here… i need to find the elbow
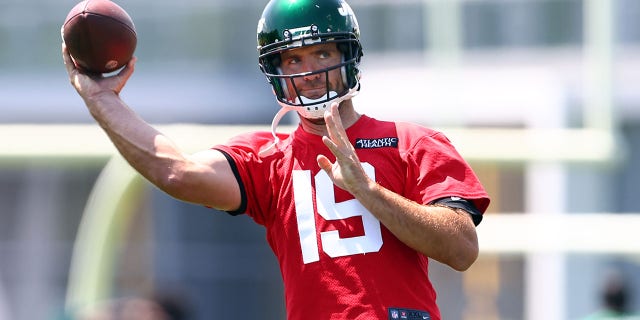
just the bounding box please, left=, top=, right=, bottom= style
left=446, top=235, right=479, bottom=272
left=429, top=242, right=478, bottom=272
left=450, top=247, right=478, bottom=272
left=155, top=169, right=189, bottom=200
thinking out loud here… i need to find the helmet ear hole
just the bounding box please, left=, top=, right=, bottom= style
left=276, top=67, right=291, bottom=100
left=340, top=55, right=348, bottom=86
left=336, top=40, right=362, bottom=90
left=261, top=54, right=289, bottom=101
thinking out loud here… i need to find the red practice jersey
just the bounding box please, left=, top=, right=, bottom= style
left=214, top=115, right=490, bottom=320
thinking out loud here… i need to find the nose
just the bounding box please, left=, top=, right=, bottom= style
left=302, top=71, right=321, bottom=81
left=300, top=59, right=322, bottom=81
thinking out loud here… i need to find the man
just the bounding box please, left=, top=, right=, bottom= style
left=63, top=0, right=490, bottom=319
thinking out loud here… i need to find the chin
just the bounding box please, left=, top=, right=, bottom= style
left=300, top=115, right=326, bottom=125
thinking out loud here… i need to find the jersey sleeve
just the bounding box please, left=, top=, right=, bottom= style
left=211, top=131, right=276, bottom=225
left=404, top=131, right=490, bottom=213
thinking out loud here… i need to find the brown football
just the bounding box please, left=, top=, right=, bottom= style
left=62, top=0, right=137, bottom=73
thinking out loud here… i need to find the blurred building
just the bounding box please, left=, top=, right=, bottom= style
left=1, top=0, right=639, bottom=319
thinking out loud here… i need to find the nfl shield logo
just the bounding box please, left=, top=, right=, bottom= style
left=391, top=310, right=399, bottom=319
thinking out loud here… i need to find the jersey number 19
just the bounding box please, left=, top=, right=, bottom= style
left=292, top=163, right=383, bottom=264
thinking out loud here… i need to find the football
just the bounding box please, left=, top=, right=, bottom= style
left=62, top=0, right=137, bottom=73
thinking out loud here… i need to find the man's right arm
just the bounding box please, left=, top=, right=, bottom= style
left=63, top=44, right=241, bottom=211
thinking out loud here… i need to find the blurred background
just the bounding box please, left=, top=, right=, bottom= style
left=1, top=0, right=640, bottom=319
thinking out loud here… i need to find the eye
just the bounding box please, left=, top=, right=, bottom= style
left=318, top=51, right=330, bottom=59
left=285, top=57, right=300, bottom=65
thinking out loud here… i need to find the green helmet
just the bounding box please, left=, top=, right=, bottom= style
left=257, top=0, right=363, bottom=119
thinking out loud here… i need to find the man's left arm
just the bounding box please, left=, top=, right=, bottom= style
left=350, top=181, right=479, bottom=271
left=317, top=104, right=480, bottom=271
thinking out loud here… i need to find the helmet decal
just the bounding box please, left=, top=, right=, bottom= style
left=284, top=25, right=320, bottom=42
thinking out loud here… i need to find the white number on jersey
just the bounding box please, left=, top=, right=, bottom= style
left=292, top=163, right=383, bottom=264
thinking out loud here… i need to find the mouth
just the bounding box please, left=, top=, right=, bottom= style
left=299, top=88, right=326, bottom=100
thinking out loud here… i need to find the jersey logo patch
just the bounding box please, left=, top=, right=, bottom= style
left=355, top=137, right=398, bottom=149
left=388, top=307, right=430, bottom=320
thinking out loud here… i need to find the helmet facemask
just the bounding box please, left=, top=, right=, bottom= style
left=259, top=34, right=362, bottom=119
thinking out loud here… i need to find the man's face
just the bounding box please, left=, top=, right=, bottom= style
left=279, top=42, right=345, bottom=101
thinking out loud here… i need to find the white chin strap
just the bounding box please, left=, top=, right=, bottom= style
left=258, top=87, right=359, bottom=157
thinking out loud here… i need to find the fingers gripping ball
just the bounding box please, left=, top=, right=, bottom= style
left=62, top=0, right=136, bottom=73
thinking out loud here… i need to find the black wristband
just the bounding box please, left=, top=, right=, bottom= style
left=431, top=196, right=483, bottom=226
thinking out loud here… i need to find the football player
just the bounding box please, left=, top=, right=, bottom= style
left=63, top=0, right=490, bottom=319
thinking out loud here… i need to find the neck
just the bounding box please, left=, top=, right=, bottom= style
left=298, top=100, right=360, bottom=136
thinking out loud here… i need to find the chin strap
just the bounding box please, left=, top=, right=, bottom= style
left=258, top=106, right=294, bottom=157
